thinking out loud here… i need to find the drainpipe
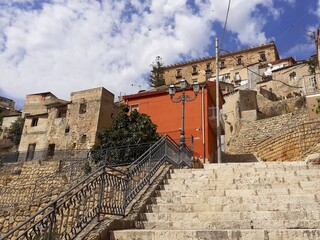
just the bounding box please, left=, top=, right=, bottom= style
left=201, top=86, right=206, bottom=163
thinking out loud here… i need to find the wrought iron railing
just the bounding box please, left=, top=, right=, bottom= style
left=0, top=135, right=192, bottom=240
left=91, top=142, right=155, bottom=166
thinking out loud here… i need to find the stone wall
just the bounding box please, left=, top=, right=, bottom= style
left=257, top=95, right=305, bottom=118
left=0, top=159, right=88, bottom=236
left=256, top=119, right=320, bottom=162
left=227, top=109, right=308, bottom=154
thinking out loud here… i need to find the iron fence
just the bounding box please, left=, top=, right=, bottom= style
left=0, top=135, right=192, bottom=240
left=90, top=142, right=155, bottom=166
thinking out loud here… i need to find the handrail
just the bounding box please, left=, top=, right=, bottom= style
left=0, top=136, right=193, bottom=240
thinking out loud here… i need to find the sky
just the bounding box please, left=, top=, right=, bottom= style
left=0, top=0, right=319, bottom=109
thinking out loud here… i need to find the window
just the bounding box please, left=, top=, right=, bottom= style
left=81, top=134, right=87, bottom=143
left=130, top=104, right=139, bottom=112
left=47, top=144, right=55, bottom=157
left=192, top=65, right=198, bottom=75
left=225, top=74, right=230, bottom=82
left=79, top=103, right=87, bottom=114
left=206, top=62, right=211, bottom=72
left=65, top=125, right=70, bottom=134
left=290, top=72, right=297, bottom=81
left=236, top=57, right=242, bottom=66
left=26, top=143, right=36, bottom=161
left=57, top=107, right=67, bottom=118
left=31, top=118, right=38, bottom=127
left=234, top=72, right=241, bottom=81
left=220, top=61, right=225, bottom=68
left=176, top=69, right=182, bottom=78
left=259, top=52, right=267, bottom=61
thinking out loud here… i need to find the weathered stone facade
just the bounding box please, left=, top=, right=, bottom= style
left=257, top=62, right=310, bottom=99
left=163, top=42, right=279, bottom=87
left=18, top=87, right=117, bottom=161
left=221, top=89, right=258, bottom=150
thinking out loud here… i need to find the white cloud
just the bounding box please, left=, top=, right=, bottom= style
left=285, top=43, right=315, bottom=60
left=0, top=0, right=289, bottom=104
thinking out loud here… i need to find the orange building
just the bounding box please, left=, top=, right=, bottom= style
left=123, top=82, right=224, bottom=163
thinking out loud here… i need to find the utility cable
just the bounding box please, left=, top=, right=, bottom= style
left=220, top=0, right=232, bottom=50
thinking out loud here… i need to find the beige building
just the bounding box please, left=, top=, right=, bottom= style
left=18, top=87, right=117, bottom=161
left=221, top=89, right=258, bottom=151
left=257, top=61, right=310, bottom=98
left=163, top=42, right=279, bottom=88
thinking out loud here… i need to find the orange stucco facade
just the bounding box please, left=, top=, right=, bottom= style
left=123, top=82, right=223, bottom=163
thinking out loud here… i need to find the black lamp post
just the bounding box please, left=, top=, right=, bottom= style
left=169, top=78, right=200, bottom=149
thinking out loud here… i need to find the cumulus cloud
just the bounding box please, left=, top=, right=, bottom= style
left=0, top=0, right=288, bottom=104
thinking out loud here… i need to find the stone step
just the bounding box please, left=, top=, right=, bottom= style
left=202, top=161, right=311, bottom=170
left=166, top=175, right=320, bottom=187
left=111, top=229, right=320, bottom=240
left=147, top=202, right=320, bottom=213
left=155, top=188, right=320, bottom=198
left=152, top=194, right=318, bottom=205
left=141, top=211, right=320, bottom=222
left=160, top=182, right=319, bottom=191
left=172, top=167, right=320, bottom=178
left=170, top=169, right=320, bottom=179
left=137, top=219, right=320, bottom=230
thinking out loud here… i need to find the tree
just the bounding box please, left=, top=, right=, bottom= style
left=8, top=117, right=25, bottom=146
left=308, top=56, right=319, bottom=75
left=91, top=105, right=160, bottom=164
left=149, top=56, right=166, bottom=88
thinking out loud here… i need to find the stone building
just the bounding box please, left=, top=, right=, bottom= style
left=0, top=96, right=22, bottom=143
left=163, top=42, right=279, bottom=88
left=0, top=96, right=15, bottom=116
left=18, top=87, right=117, bottom=161
left=256, top=60, right=310, bottom=98
left=221, top=89, right=258, bottom=151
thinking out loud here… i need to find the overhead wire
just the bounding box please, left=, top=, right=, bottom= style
left=220, top=0, right=232, bottom=50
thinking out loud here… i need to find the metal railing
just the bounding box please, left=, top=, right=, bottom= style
left=91, top=142, right=155, bottom=166
left=0, top=135, right=192, bottom=240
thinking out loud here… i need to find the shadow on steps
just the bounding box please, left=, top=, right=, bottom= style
left=222, top=152, right=258, bottom=163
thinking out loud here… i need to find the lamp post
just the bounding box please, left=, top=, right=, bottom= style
left=169, top=79, right=200, bottom=149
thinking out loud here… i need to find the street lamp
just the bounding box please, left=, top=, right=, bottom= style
left=169, top=78, right=200, bottom=149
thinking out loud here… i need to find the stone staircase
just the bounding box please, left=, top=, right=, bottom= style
left=110, top=161, right=320, bottom=240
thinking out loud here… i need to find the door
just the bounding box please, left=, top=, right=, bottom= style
left=26, top=143, right=36, bottom=161
left=47, top=144, right=55, bottom=158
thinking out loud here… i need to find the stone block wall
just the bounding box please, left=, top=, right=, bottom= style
left=227, top=110, right=308, bottom=154
left=0, top=159, right=87, bottom=236
left=257, top=120, right=320, bottom=161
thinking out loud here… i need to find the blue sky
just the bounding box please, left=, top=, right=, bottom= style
left=0, top=0, right=319, bottom=109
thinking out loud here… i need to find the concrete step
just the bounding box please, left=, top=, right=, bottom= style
left=137, top=219, right=320, bottom=230
left=146, top=202, right=320, bottom=213
left=111, top=229, right=320, bottom=240
left=141, top=211, right=320, bottom=222
left=152, top=194, right=318, bottom=205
